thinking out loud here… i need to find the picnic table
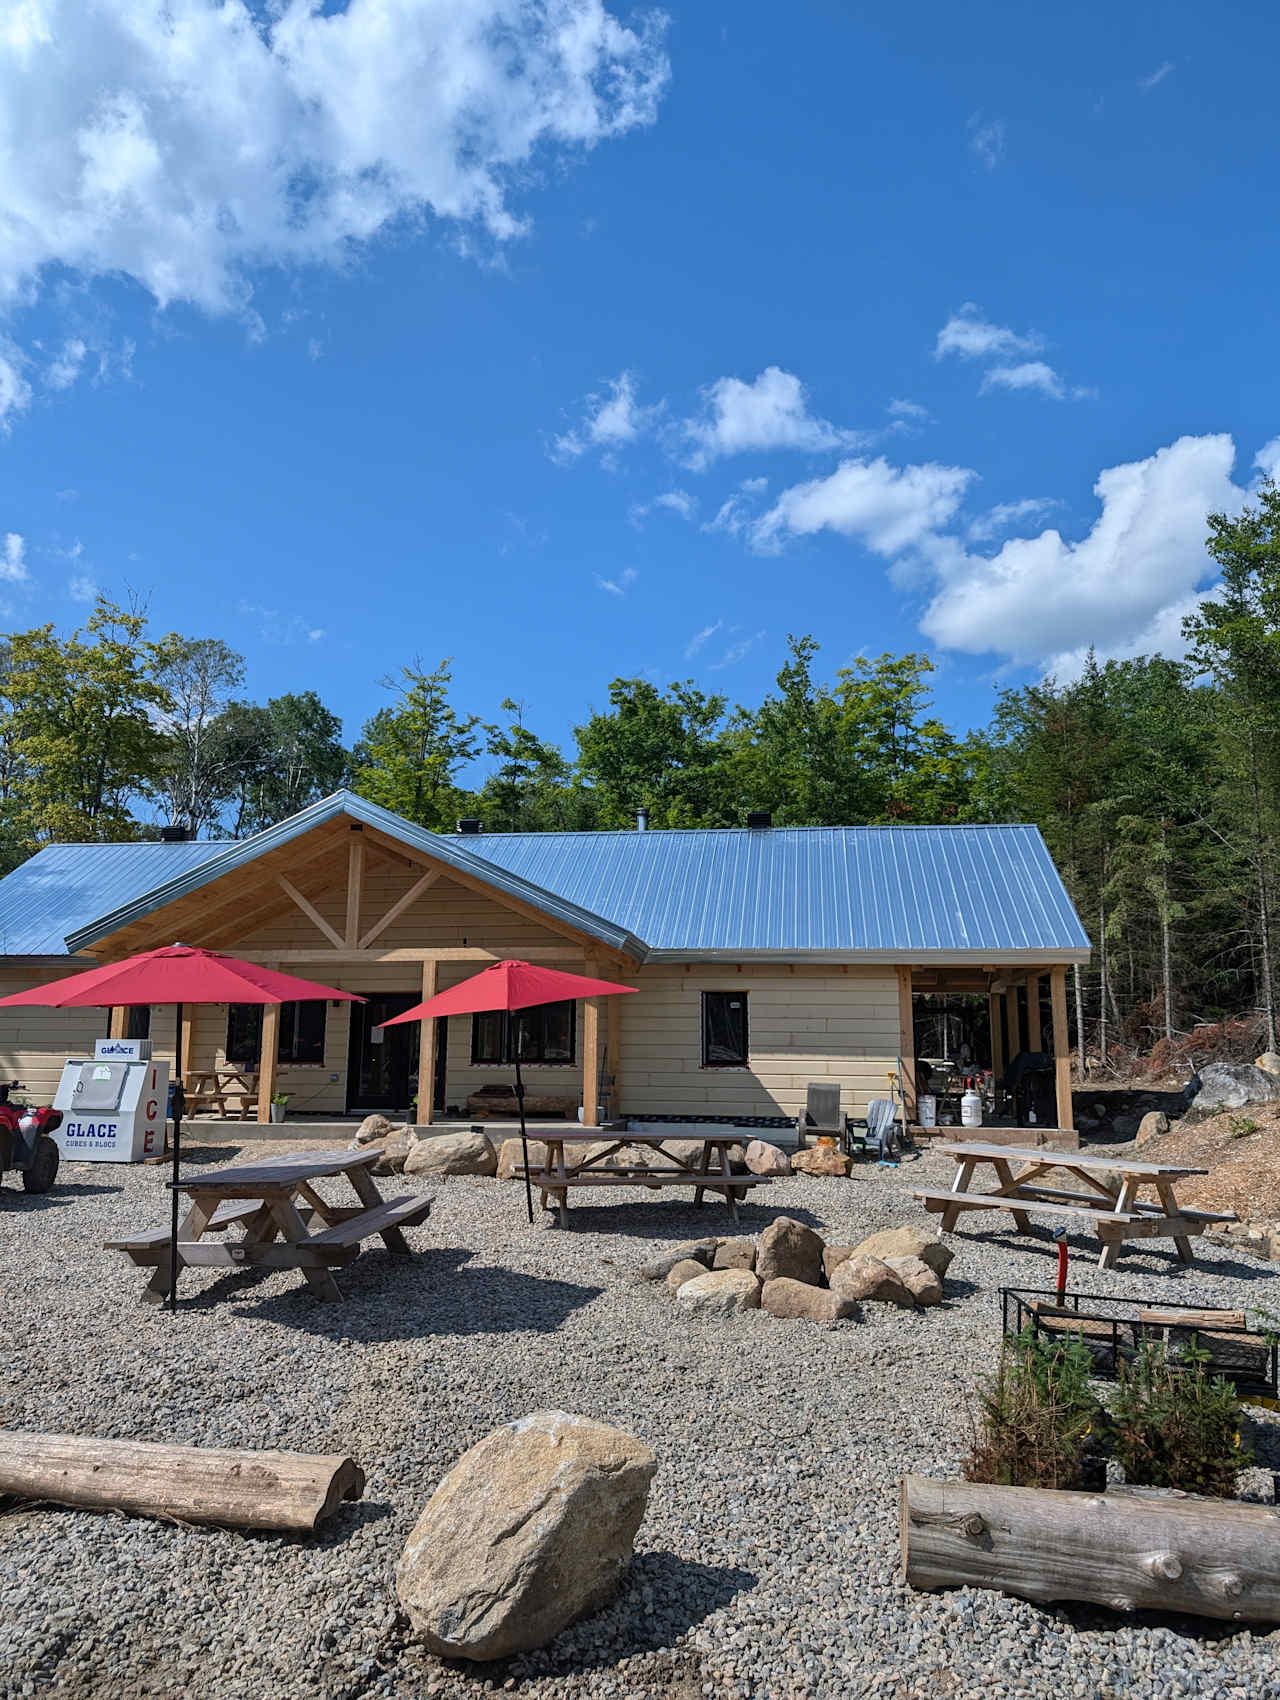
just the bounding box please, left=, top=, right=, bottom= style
left=184, top=1067, right=260, bottom=1120
left=914, top=1140, right=1237, bottom=1269
left=521, top=1130, right=773, bottom=1228
left=106, top=1148, right=432, bottom=1303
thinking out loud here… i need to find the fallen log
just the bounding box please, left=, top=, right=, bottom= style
left=900, top=1474, right=1280, bottom=1621
left=0, top=1432, right=365, bottom=1532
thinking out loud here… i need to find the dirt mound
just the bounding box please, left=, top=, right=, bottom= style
left=1131, top=1102, right=1280, bottom=1224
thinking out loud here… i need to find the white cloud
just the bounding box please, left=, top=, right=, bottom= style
left=237, top=599, right=329, bottom=644
left=682, top=367, right=862, bottom=469
left=595, top=565, right=638, bottom=596
left=46, top=338, right=87, bottom=391
left=554, top=371, right=657, bottom=464
left=981, top=360, right=1066, bottom=399
left=710, top=628, right=766, bottom=670
left=1140, top=61, right=1174, bottom=90
left=935, top=305, right=1042, bottom=363
left=918, top=433, right=1243, bottom=668
left=702, top=476, right=769, bottom=538
left=68, top=572, right=100, bottom=602
left=887, top=397, right=930, bottom=431
left=0, top=0, right=669, bottom=315
left=653, top=489, right=696, bottom=519
left=1, top=533, right=26, bottom=582
left=967, top=113, right=1006, bottom=169
left=966, top=497, right=1060, bottom=543
left=1254, top=437, right=1280, bottom=483
left=0, top=345, right=31, bottom=430
left=751, top=456, right=976, bottom=556
left=683, top=620, right=721, bottom=658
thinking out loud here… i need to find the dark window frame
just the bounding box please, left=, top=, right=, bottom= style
left=701, top=990, right=749, bottom=1067
left=125, top=1005, right=151, bottom=1041
left=470, top=1001, right=576, bottom=1067
left=226, top=1001, right=327, bottom=1066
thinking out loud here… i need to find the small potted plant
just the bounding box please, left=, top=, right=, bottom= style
left=270, top=1092, right=289, bottom=1125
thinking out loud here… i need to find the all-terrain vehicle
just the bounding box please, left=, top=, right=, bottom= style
left=0, top=1082, right=62, bottom=1193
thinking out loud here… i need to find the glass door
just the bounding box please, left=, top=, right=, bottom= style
left=346, top=993, right=420, bottom=1112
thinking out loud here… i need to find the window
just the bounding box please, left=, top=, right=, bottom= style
left=226, top=1002, right=327, bottom=1065
left=125, top=1005, right=151, bottom=1041
left=702, top=991, right=748, bottom=1067
left=470, top=1001, right=576, bottom=1066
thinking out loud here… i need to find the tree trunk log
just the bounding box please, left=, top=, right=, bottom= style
left=900, top=1475, right=1280, bottom=1622
left=0, top=1432, right=365, bottom=1532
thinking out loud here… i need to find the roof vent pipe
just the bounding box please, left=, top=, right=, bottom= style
left=636, top=807, right=649, bottom=833
left=457, top=817, right=482, bottom=835
left=746, top=811, right=773, bottom=829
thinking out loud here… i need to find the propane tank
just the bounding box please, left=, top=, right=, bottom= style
left=960, top=1079, right=983, bottom=1129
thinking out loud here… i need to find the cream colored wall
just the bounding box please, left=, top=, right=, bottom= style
left=616, top=963, right=901, bottom=1121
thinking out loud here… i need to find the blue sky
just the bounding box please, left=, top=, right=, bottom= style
left=3, top=0, right=1279, bottom=765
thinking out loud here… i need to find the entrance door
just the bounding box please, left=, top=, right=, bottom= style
left=347, top=993, right=420, bottom=1114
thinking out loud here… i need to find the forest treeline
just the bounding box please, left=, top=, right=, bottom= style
left=5, top=490, right=1280, bottom=1063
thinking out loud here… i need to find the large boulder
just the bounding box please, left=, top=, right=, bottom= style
left=1135, top=1110, right=1170, bottom=1147
left=790, top=1144, right=851, bottom=1178
left=849, top=1226, right=953, bottom=1279
left=1188, top=1063, right=1280, bottom=1118
left=395, top=1410, right=656, bottom=1661
left=760, top=1277, right=856, bottom=1324
left=660, top=1138, right=749, bottom=1175
left=1257, top=1052, right=1280, bottom=1076
left=665, top=1258, right=712, bottom=1291
left=354, top=1113, right=399, bottom=1145
left=713, top=1236, right=757, bottom=1271
left=822, top=1244, right=855, bottom=1281
left=884, top=1254, right=944, bottom=1306
left=496, top=1137, right=549, bottom=1181
left=745, top=1139, right=791, bottom=1176
left=639, top=1239, right=721, bottom=1281
left=674, top=1269, right=762, bottom=1317
left=830, top=1256, right=914, bottom=1307
left=405, top=1128, right=498, bottom=1178
left=756, top=1216, right=824, bottom=1286
left=348, top=1129, right=412, bottom=1175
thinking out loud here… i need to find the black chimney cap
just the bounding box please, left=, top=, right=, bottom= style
left=457, top=817, right=482, bottom=835
left=746, top=811, right=773, bottom=829
left=159, top=824, right=192, bottom=843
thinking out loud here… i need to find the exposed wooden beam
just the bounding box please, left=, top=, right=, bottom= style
left=896, top=964, right=917, bottom=1122
left=256, top=1001, right=280, bottom=1124
left=1026, top=973, right=1042, bottom=1053
left=418, top=958, right=438, bottom=1125
left=228, top=946, right=587, bottom=964
left=179, top=1007, right=194, bottom=1082
left=581, top=956, right=601, bottom=1129
left=109, top=1007, right=127, bottom=1040
left=606, top=990, right=622, bottom=1120
left=989, top=990, right=1005, bottom=1081
left=1050, top=965, right=1074, bottom=1132
left=358, top=869, right=440, bottom=950
left=344, top=835, right=364, bottom=948
left=1004, top=985, right=1022, bottom=1060
left=277, top=876, right=345, bottom=951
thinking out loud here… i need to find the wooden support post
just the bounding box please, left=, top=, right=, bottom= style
left=1050, top=966, right=1074, bottom=1132
left=1004, top=985, right=1022, bottom=1061
left=989, top=991, right=1005, bottom=1082
left=582, top=957, right=601, bottom=1129
left=895, top=965, right=917, bottom=1121
left=606, top=990, right=622, bottom=1120
left=179, top=1007, right=194, bottom=1082
left=109, top=1006, right=127, bottom=1039
left=257, top=1002, right=280, bottom=1125
left=418, top=958, right=438, bottom=1125
left=1026, top=974, right=1042, bottom=1053
left=344, top=834, right=364, bottom=948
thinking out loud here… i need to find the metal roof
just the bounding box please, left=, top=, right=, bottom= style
left=18, top=794, right=1089, bottom=963
left=465, top=823, right=1091, bottom=960
left=0, top=840, right=233, bottom=956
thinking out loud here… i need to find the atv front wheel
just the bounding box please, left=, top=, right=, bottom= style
left=22, top=1135, right=59, bottom=1194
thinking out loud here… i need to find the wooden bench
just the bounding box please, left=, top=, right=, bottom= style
left=307, top=1194, right=432, bottom=1252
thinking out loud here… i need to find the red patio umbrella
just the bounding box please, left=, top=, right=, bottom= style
left=0, top=945, right=364, bottom=1310
left=381, top=959, right=636, bottom=1223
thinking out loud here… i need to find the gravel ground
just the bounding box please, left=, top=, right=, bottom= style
left=4, top=1138, right=1280, bottom=1700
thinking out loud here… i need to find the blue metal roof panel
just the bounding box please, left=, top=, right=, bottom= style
left=0, top=841, right=234, bottom=957
left=463, top=823, right=1090, bottom=956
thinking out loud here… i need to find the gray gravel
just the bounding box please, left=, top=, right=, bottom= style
left=4, top=1138, right=1280, bottom=1700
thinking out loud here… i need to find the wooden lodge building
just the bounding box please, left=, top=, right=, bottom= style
left=0, top=792, right=1091, bottom=1131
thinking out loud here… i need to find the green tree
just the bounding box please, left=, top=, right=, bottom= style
left=151, top=636, right=246, bottom=835
left=216, top=692, right=349, bottom=837
left=2, top=597, right=173, bottom=846
left=574, top=677, right=732, bottom=827
left=352, top=658, right=481, bottom=830
left=472, top=700, right=591, bottom=830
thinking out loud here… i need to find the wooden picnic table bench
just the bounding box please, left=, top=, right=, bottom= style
left=914, top=1140, right=1237, bottom=1270
left=183, top=1068, right=259, bottom=1120
left=519, top=1130, right=772, bottom=1228
left=106, top=1148, right=432, bottom=1303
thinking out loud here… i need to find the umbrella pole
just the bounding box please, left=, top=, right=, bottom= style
left=168, top=1001, right=185, bottom=1313
left=515, top=1049, right=533, bottom=1225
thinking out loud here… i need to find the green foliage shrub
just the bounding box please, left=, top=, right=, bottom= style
left=963, top=1329, right=1105, bottom=1490
left=1109, top=1339, right=1249, bottom=1496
